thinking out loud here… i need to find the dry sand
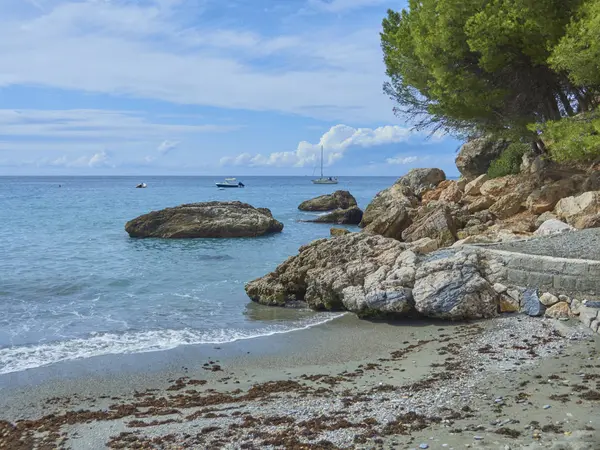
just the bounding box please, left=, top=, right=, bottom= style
left=1, top=314, right=599, bottom=449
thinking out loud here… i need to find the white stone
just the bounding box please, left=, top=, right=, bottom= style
left=534, top=219, right=574, bottom=237
left=539, top=292, right=559, bottom=307
left=493, top=283, right=508, bottom=294
left=464, top=174, right=488, bottom=196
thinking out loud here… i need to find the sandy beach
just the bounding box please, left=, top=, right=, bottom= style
left=1, top=314, right=599, bottom=449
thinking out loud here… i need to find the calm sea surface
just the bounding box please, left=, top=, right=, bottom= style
left=0, top=176, right=396, bottom=374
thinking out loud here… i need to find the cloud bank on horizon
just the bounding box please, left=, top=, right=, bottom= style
left=0, top=0, right=461, bottom=176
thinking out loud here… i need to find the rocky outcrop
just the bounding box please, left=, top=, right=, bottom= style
left=330, top=228, right=351, bottom=237
left=455, top=137, right=507, bottom=179
left=412, top=251, right=499, bottom=320
left=526, top=180, right=577, bottom=215
left=308, top=207, right=363, bottom=225
left=464, top=174, right=488, bottom=196
left=298, top=190, right=357, bottom=211
left=401, top=206, right=458, bottom=247
left=244, top=233, right=416, bottom=317
left=489, top=192, right=526, bottom=219
left=360, top=183, right=418, bottom=238
left=125, top=201, right=284, bottom=238
left=479, top=175, right=520, bottom=200
left=398, top=168, right=446, bottom=196
left=554, top=191, right=600, bottom=229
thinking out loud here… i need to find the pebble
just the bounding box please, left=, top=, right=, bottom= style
left=419, top=444, right=429, bottom=449
left=474, top=435, right=484, bottom=440
left=543, top=404, right=551, bottom=409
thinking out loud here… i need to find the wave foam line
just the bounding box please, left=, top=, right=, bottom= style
left=0, top=313, right=346, bottom=375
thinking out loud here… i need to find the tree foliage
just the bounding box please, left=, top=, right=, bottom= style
left=381, top=0, right=600, bottom=146
left=487, top=143, right=530, bottom=179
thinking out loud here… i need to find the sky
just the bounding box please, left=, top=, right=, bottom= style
left=0, top=0, right=462, bottom=176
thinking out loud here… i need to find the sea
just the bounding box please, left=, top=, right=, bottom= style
left=0, top=176, right=397, bottom=375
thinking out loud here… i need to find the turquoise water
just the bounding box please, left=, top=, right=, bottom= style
left=0, top=176, right=396, bottom=374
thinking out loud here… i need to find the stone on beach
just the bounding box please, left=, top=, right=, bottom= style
left=298, top=190, right=357, bottom=211
left=521, top=289, right=546, bottom=317
left=398, top=168, right=446, bottom=196
left=125, top=201, right=284, bottom=238
left=534, top=219, right=574, bottom=237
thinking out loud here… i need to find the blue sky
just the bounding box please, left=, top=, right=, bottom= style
left=0, top=0, right=462, bottom=176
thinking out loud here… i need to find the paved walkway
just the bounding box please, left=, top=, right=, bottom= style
left=486, top=228, right=600, bottom=261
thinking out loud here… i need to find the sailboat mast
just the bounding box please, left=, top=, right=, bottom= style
left=320, top=145, right=324, bottom=178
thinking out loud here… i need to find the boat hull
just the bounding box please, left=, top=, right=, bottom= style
left=311, top=179, right=338, bottom=185
left=215, top=183, right=242, bottom=188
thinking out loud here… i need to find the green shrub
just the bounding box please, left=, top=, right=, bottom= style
left=535, top=109, right=600, bottom=163
left=487, top=143, right=530, bottom=179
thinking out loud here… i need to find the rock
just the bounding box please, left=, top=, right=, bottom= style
left=534, top=219, right=574, bottom=237
left=398, top=168, right=446, bottom=196
left=570, top=299, right=583, bottom=315
left=500, top=294, right=520, bottom=313
left=578, top=306, right=599, bottom=327
left=480, top=175, right=520, bottom=200
left=506, top=288, right=522, bottom=304
left=330, top=228, right=351, bottom=237
left=412, top=250, right=499, bottom=320
left=554, top=191, right=600, bottom=228
left=558, top=294, right=570, bottom=303
left=422, top=180, right=454, bottom=204
left=360, top=183, right=418, bottom=239
left=584, top=300, right=600, bottom=308
left=582, top=170, right=600, bottom=192
left=489, top=192, right=525, bottom=219
left=401, top=206, right=458, bottom=247
left=457, top=178, right=467, bottom=191
left=535, top=211, right=558, bottom=228
left=539, top=292, right=559, bottom=307
left=298, top=190, right=357, bottom=211
left=591, top=319, right=600, bottom=333
left=526, top=180, right=577, bottom=214
left=125, top=201, right=284, bottom=238
left=455, top=137, right=508, bottom=179
left=464, top=174, right=489, bottom=196
left=498, top=210, right=537, bottom=233
left=309, top=207, right=363, bottom=225
left=409, top=237, right=439, bottom=254
left=521, top=289, right=546, bottom=317
left=465, top=196, right=495, bottom=214
left=545, top=302, right=572, bottom=319
left=245, top=233, right=417, bottom=316
left=493, top=283, right=508, bottom=294
left=439, top=181, right=463, bottom=203
left=573, top=213, right=600, bottom=229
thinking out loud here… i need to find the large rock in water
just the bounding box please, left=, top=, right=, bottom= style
left=399, top=168, right=446, bottom=196
left=298, top=190, right=357, bottom=211
left=308, top=206, right=363, bottom=225
left=359, top=183, right=418, bottom=239
left=412, top=250, right=499, bottom=320
left=245, top=233, right=417, bottom=317
left=125, top=201, right=284, bottom=238
left=455, top=137, right=508, bottom=179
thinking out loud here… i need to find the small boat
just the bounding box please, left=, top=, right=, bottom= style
left=216, top=178, right=245, bottom=188
left=312, top=146, right=338, bottom=184
left=136, top=183, right=147, bottom=189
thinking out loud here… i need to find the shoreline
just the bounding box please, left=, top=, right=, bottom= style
left=2, top=314, right=599, bottom=449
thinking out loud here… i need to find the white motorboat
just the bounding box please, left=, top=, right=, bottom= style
left=312, top=146, right=338, bottom=184
left=136, top=183, right=147, bottom=188
left=216, top=178, right=245, bottom=188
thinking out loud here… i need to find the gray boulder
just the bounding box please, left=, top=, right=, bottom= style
left=521, top=289, right=546, bottom=316
left=401, top=205, right=458, bottom=247
left=298, top=190, right=357, bottom=211
left=412, top=250, right=499, bottom=320
left=245, top=233, right=417, bottom=317
left=308, top=206, right=363, bottom=225
left=399, top=168, right=446, bottom=196
left=125, top=201, right=284, bottom=238
left=456, top=137, right=508, bottom=179
left=359, top=183, right=418, bottom=239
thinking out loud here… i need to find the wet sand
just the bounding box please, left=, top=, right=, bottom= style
left=1, top=314, right=599, bottom=449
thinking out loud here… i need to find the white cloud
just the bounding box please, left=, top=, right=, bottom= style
left=47, top=151, right=112, bottom=168
left=157, top=140, right=180, bottom=155
left=220, top=124, right=423, bottom=168
left=0, top=0, right=394, bottom=122
left=386, top=155, right=418, bottom=165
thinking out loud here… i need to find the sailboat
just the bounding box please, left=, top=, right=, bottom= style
left=311, top=145, right=338, bottom=184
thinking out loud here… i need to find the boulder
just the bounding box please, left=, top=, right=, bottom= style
left=245, top=233, right=417, bottom=317
left=521, top=289, right=546, bottom=317
left=125, top=201, right=284, bottom=238
left=497, top=210, right=537, bottom=233
left=308, top=207, right=363, bottom=225
left=574, top=213, right=600, bottom=229
left=539, top=292, right=559, bottom=307
left=360, top=183, right=418, bottom=239
left=421, top=180, right=453, bottom=204
left=526, top=180, right=577, bottom=214
left=535, top=211, right=559, bottom=228
left=465, top=196, right=495, bottom=214
left=455, top=137, right=507, bottom=179
left=545, top=302, right=572, bottom=319
left=398, top=168, right=446, bottom=196
left=464, top=174, right=488, bottom=196
left=408, top=237, right=439, bottom=254
left=439, top=181, right=463, bottom=203
left=534, top=219, right=574, bottom=237
left=412, top=250, right=499, bottom=320
left=554, top=191, right=600, bottom=228
left=489, top=192, right=526, bottom=219
left=500, top=294, right=520, bottom=313
left=480, top=175, right=520, bottom=200
left=401, top=206, right=458, bottom=247
left=330, top=228, right=351, bottom=237
left=298, top=190, right=357, bottom=211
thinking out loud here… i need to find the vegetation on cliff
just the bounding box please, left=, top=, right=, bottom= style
left=381, top=0, right=600, bottom=164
